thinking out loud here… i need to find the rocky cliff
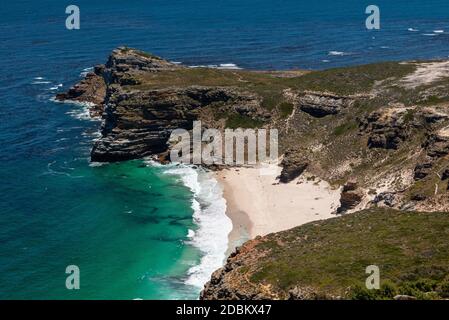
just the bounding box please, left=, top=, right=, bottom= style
left=58, top=47, right=449, bottom=215
left=59, top=49, right=449, bottom=299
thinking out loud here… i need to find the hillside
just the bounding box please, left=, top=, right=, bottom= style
left=201, top=208, right=449, bottom=300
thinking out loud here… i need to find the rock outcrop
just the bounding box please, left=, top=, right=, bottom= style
left=413, top=126, right=449, bottom=181
left=278, top=150, right=308, bottom=183
left=337, top=181, right=364, bottom=213
left=297, top=92, right=354, bottom=118
left=359, top=107, right=412, bottom=150
left=58, top=47, right=263, bottom=162
left=55, top=65, right=107, bottom=117
left=92, top=86, right=254, bottom=162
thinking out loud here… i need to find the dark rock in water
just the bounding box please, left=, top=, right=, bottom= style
left=414, top=162, right=433, bottom=180
left=298, top=92, right=353, bottom=118
left=278, top=152, right=308, bottom=183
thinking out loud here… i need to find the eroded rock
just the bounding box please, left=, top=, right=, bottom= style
left=298, top=92, right=354, bottom=118
left=337, top=180, right=364, bottom=213
left=360, top=107, right=412, bottom=150
left=278, top=151, right=308, bottom=183
left=55, top=65, right=107, bottom=117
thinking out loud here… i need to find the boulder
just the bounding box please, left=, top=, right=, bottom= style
left=337, top=181, right=364, bottom=213
left=414, top=162, right=433, bottom=180
left=279, top=152, right=308, bottom=183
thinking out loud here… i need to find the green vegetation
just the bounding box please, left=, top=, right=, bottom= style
left=132, top=61, right=416, bottom=100
left=278, top=102, right=294, bottom=118
left=293, top=61, right=416, bottom=95
left=333, top=120, right=358, bottom=136
left=119, top=47, right=162, bottom=60
left=225, top=114, right=266, bottom=129
left=247, top=208, right=449, bottom=299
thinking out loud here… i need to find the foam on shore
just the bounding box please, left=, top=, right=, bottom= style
left=163, top=165, right=231, bottom=289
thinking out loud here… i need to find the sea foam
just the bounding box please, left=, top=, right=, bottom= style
left=164, top=165, right=231, bottom=289
left=328, top=51, right=349, bottom=56
left=188, top=63, right=241, bottom=70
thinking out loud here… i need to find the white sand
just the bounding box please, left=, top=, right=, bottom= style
left=402, top=61, right=449, bottom=89
left=216, top=165, right=341, bottom=241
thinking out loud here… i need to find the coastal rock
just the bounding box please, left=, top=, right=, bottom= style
left=360, top=107, right=412, bottom=150
left=337, top=181, right=364, bottom=213
left=200, top=239, right=278, bottom=300
left=202, top=209, right=449, bottom=300
left=418, top=107, right=449, bottom=124
left=103, top=47, right=181, bottom=86
left=412, top=127, right=449, bottom=181
left=91, top=85, right=259, bottom=162
left=298, top=92, right=354, bottom=118
left=56, top=47, right=260, bottom=162
left=278, top=151, right=308, bottom=183
left=55, top=65, right=107, bottom=117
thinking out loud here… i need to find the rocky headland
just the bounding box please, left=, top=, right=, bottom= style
left=58, top=47, right=449, bottom=299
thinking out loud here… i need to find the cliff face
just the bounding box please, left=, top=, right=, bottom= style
left=59, top=47, right=268, bottom=162
left=55, top=65, right=106, bottom=117
left=58, top=48, right=449, bottom=212
left=200, top=209, right=449, bottom=300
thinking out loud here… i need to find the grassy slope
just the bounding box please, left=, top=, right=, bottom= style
left=132, top=61, right=416, bottom=103
left=247, top=208, right=449, bottom=299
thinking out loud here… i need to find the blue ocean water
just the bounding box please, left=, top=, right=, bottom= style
left=1, top=0, right=449, bottom=299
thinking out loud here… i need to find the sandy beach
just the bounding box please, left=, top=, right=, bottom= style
left=216, top=165, right=341, bottom=250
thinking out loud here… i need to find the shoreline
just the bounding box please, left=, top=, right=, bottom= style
left=216, top=165, right=341, bottom=253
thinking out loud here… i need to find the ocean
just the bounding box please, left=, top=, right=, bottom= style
left=0, top=0, right=449, bottom=299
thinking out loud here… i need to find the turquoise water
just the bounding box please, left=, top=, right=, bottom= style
left=1, top=153, right=203, bottom=299
left=1, top=0, right=449, bottom=299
